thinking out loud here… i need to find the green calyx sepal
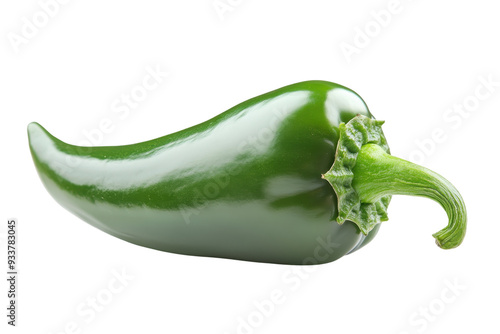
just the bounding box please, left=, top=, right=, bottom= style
left=323, top=115, right=391, bottom=235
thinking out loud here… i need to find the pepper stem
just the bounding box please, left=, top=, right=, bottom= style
left=351, top=143, right=466, bottom=249
left=322, top=115, right=466, bottom=250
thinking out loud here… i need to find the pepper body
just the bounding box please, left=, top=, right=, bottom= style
left=28, top=81, right=380, bottom=265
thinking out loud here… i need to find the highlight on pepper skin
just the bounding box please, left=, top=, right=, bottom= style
left=28, top=80, right=467, bottom=265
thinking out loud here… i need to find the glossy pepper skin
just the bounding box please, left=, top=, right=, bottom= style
left=28, top=81, right=466, bottom=265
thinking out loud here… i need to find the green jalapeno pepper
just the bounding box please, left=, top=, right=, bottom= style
left=27, top=80, right=466, bottom=264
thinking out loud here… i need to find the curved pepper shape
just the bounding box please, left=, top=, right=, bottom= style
left=27, top=81, right=467, bottom=265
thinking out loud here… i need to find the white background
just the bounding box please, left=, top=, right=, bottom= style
left=1, top=0, right=499, bottom=333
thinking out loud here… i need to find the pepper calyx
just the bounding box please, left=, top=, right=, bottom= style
left=322, top=114, right=391, bottom=235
